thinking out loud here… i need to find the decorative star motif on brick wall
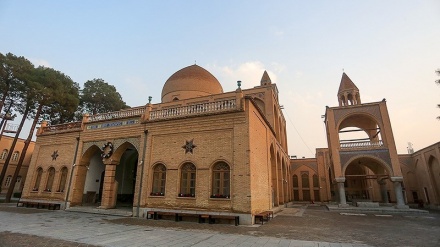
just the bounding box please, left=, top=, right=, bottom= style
left=51, top=150, right=59, bottom=161
left=182, top=139, right=196, bottom=154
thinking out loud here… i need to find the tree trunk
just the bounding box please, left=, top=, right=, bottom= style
left=0, top=94, right=12, bottom=131
left=5, top=104, right=42, bottom=202
left=0, top=102, right=14, bottom=139
left=0, top=83, right=10, bottom=114
left=0, top=106, right=29, bottom=193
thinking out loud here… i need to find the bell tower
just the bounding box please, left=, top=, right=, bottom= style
left=338, top=73, right=361, bottom=106
left=260, top=70, right=272, bottom=86
left=325, top=73, right=408, bottom=209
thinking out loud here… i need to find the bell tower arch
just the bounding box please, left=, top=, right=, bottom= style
left=325, top=73, right=408, bottom=208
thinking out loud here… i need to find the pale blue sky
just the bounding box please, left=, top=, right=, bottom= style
left=0, top=1, right=439, bottom=157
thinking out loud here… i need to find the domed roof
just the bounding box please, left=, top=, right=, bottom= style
left=161, top=65, right=223, bottom=103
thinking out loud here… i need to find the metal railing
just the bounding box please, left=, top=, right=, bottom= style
left=340, top=140, right=384, bottom=149
left=3, top=123, right=18, bottom=133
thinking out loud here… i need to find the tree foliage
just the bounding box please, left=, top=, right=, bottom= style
left=35, top=67, right=80, bottom=124
left=0, top=53, right=34, bottom=114
left=79, top=78, right=128, bottom=115
left=0, top=52, right=129, bottom=201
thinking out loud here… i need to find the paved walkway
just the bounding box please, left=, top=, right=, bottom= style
left=0, top=204, right=370, bottom=247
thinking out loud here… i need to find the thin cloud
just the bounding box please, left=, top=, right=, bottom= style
left=207, top=61, right=278, bottom=92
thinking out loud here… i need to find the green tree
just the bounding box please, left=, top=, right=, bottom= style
left=79, top=78, right=128, bottom=115
left=0, top=54, right=35, bottom=192
left=0, top=52, right=34, bottom=129
left=3, top=66, right=80, bottom=202
left=43, top=72, right=80, bottom=125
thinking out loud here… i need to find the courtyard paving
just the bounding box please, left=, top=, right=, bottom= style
left=0, top=203, right=439, bottom=247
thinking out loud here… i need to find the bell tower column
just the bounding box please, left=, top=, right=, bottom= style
left=377, top=177, right=389, bottom=204
left=391, top=177, right=409, bottom=209
left=335, top=177, right=348, bottom=207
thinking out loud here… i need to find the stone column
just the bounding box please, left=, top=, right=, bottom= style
left=100, top=163, right=117, bottom=209
left=391, top=177, right=409, bottom=209
left=235, top=86, right=244, bottom=110
left=141, top=103, right=152, bottom=122
left=335, top=177, right=348, bottom=207
left=377, top=178, right=389, bottom=204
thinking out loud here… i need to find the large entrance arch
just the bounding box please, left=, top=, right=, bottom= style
left=70, top=142, right=139, bottom=209
left=343, top=156, right=390, bottom=204
left=114, top=143, right=138, bottom=207
left=341, top=155, right=407, bottom=208
left=428, top=156, right=440, bottom=201
left=70, top=145, right=105, bottom=207
left=270, top=145, right=278, bottom=207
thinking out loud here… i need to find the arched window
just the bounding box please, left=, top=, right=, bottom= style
left=179, top=163, right=196, bottom=197
left=301, top=173, right=309, bottom=188
left=313, top=174, right=319, bottom=188
left=1, top=149, right=8, bottom=160
left=4, top=175, right=12, bottom=187
left=151, top=164, right=166, bottom=196
left=33, top=167, right=43, bottom=191
left=12, top=151, right=19, bottom=161
left=293, top=175, right=299, bottom=188
left=211, top=162, right=230, bottom=198
left=45, top=167, right=55, bottom=192
left=58, top=167, right=68, bottom=192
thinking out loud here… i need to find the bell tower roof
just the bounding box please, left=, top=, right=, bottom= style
left=337, top=72, right=361, bottom=106
left=260, top=70, right=272, bottom=86
left=338, top=72, right=358, bottom=94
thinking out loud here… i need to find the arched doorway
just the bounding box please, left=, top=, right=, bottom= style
left=71, top=145, right=105, bottom=207
left=343, top=156, right=391, bottom=204
left=270, top=145, right=278, bottom=207
left=114, top=144, right=138, bottom=208
left=83, top=153, right=105, bottom=205
left=428, top=156, right=440, bottom=202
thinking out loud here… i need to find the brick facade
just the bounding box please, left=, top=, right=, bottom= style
left=21, top=66, right=290, bottom=225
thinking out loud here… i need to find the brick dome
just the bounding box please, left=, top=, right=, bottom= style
left=161, top=65, right=223, bottom=103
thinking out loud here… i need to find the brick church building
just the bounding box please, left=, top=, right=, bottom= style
left=19, top=65, right=439, bottom=225
left=20, top=65, right=290, bottom=225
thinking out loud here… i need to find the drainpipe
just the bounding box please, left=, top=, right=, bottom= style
left=137, top=130, right=148, bottom=217
left=65, top=136, right=80, bottom=210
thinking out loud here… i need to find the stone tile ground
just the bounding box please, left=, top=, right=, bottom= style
left=0, top=204, right=439, bottom=247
